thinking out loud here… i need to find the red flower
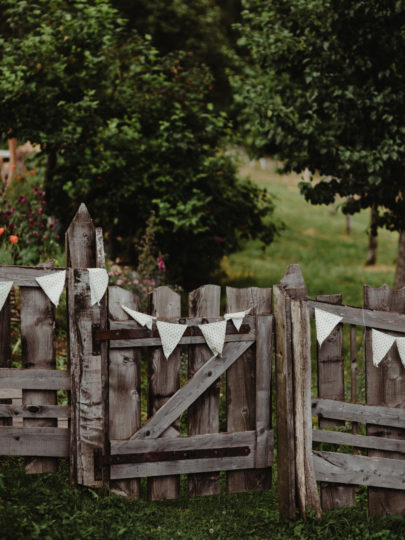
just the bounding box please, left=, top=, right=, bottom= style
left=9, top=235, right=18, bottom=244
left=0, top=227, right=4, bottom=236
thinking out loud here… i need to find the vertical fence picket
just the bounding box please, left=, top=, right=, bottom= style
left=66, top=203, right=108, bottom=487
left=0, top=294, right=11, bottom=427
left=364, top=285, right=405, bottom=516
left=225, top=287, right=272, bottom=493
left=108, top=286, right=141, bottom=498
left=291, top=299, right=322, bottom=519
left=187, top=284, right=221, bottom=497
left=21, top=287, right=57, bottom=473
left=316, top=294, right=355, bottom=510
left=148, top=286, right=181, bottom=500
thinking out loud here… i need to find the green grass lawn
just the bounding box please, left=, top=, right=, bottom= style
left=221, top=158, right=399, bottom=306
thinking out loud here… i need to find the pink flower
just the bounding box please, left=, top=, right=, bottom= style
left=116, top=279, right=123, bottom=286
left=157, top=254, right=166, bottom=272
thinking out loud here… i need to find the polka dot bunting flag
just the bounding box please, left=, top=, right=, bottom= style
left=198, top=320, right=227, bottom=356
left=156, top=320, right=187, bottom=360
left=372, top=329, right=396, bottom=367
left=0, top=281, right=13, bottom=312
left=36, top=270, right=66, bottom=306
left=88, top=268, right=109, bottom=306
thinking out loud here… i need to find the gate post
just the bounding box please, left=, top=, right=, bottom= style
left=273, top=265, right=307, bottom=519
left=66, top=203, right=109, bottom=487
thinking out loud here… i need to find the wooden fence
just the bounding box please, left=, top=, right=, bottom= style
left=0, top=205, right=404, bottom=518
left=275, top=264, right=405, bottom=519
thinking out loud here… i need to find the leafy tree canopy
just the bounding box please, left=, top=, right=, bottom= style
left=0, top=0, right=279, bottom=289
left=236, top=0, right=405, bottom=232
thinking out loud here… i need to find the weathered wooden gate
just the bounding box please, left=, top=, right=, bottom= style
left=93, top=285, right=274, bottom=500
left=275, top=265, right=405, bottom=519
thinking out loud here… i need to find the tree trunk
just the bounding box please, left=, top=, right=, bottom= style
left=365, top=207, right=378, bottom=266
left=394, top=231, right=405, bottom=289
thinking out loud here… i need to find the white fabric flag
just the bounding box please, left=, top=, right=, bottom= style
left=224, top=308, right=251, bottom=332
left=315, top=308, right=343, bottom=346
left=88, top=268, right=109, bottom=306
left=198, top=320, right=227, bottom=356
left=396, top=337, right=405, bottom=368
left=0, top=281, right=13, bottom=311
left=372, top=329, right=396, bottom=367
left=36, top=270, right=66, bottom=306
left=121, top=305, right=156, bottom=330
left=156, top=321, right=187, bottom=360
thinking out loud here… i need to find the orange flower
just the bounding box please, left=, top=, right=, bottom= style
left=9, top=235, right=18, bottom=244
left=29, top=170, right=35, bottom=176
left=0, top=228, right=4, bottom=236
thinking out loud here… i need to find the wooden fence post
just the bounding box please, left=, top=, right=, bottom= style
left=0, top=294, right=11, bottom=427
left=108, top=286, right=141, bottom=498
left=66, top=204, right=108, bottom=487
left=316, top=294, right=355, bottom=510
left=188, top=284, right=221, bottom=497
left=226, top=286, right=272, bottom=493
left=147, top=286, right=181, bottom=500
left=364, top=284, right=405, bottom=516
left=291, top=299, right=322, bottom=519
left=273, top=264, right=307, bottom=518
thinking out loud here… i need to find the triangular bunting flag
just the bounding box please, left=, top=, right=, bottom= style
left=396, top=337, right=405, bottom=368
left=198, top=320, right=227, bottom=356
left=224, top=308, right=251, bottom=332
left=36, top=270, right=66, bottom=306
left=315, top=308, right=343, bottom=346
left=156, top=321, right=187, bottom=360
left=0, top=281, right=13, bottom=311
left=88, top=268, right=109, bottom=306
left=372, top=329, right=396, bottom=367
left=121, top=305, right=156, bottom=330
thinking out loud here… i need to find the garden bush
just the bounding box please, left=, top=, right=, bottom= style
left=0, top=0, right=280, bottom=289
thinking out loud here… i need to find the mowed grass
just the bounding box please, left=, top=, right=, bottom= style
left=221, top=158, right=399, bottom=305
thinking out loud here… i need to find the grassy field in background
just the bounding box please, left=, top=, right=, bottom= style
left=222, top=158, right=399, bottom=306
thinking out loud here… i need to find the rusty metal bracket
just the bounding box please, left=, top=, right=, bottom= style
left=95, top=445, right=250, bottom=469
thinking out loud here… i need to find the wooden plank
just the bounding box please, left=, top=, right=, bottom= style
left=273, top=285, right=296, bottom=518
left=0, top=389, right=22, bottom=399
left=188, top=284, right=221, bottom=497
left=291, top=299, right=322, bottom=519
left=108, top=286, right=141, bottom=498
left=0, top=404, right=70, bottom=418
left=364, top=284, right=405, bottom=516
left=0, top=427, right=69, bottom=456
left=280, top=264, right=307, bottom=299
left=313, top=430, right=405, bottom=453
left=313, top=451, right=405, bottom=491
left=134, top=340, right=254, bottom=442
left=107, top=317, right=255, bottom=348
left=113, top=430, right=259, bottom=454
left=0, top=293, right=11, bottom=427
left=312, top=398, right=405, bottom=428
left=0, top=266, right=67, bottom=287
left=21, top=286, right=57, bottom=474
left=147, top=286, right=181, bottom=500
left=0, top=368, right=70, bottom=390
left=255, top=315, right=273, bottom=470
left=226, top=287, right=272, bottom=494
left=316, top=294, right=355, bottom=510
left=308, top=299, right=405, bottom=333
left=66, top=203, right=108, bottom=487
left=111, top=455, right=256, bottom=480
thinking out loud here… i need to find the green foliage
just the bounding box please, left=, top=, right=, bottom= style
left=111, top=0, right=241, bottom=110
left=0, top=172, right=61, bottom=265
left=235, top=0, right=405, bottom=231
left=0, top=0, right=279, bottom=289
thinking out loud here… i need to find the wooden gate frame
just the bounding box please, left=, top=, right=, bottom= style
left=92, top=313, right=274, bottom=487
